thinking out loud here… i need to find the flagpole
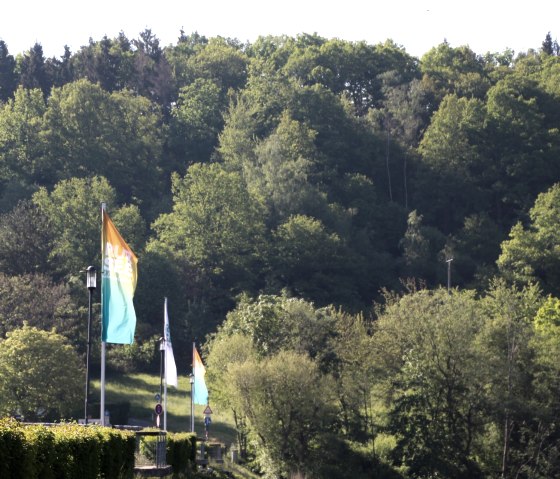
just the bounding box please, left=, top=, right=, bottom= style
left=100, top=202, right=106, bottom=426
left=159, top=335, right=164, bottom=429
left=163, top=298, right=168, bottom=431
left=164, top=373, right=168, bottom=430
left=191, top=341, right=195, bottom=433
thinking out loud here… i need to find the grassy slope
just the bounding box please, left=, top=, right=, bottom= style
left=91, top=372, right=262, bottom=478
left=91, top=372, right=237, bottom=444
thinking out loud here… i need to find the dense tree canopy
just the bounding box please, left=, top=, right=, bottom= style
left=1, top=28, right=560, bottom=477
left=0, top=326, right=83, bottom=421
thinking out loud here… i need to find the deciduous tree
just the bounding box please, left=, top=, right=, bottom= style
left=0, top=325, right=82, bottom=421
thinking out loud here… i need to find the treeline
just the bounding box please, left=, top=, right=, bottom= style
left=1, top=28, right=560, bottom=440
left=1, top=29, right=560, bottom=352
left=204, top=284, right=560, bottom=478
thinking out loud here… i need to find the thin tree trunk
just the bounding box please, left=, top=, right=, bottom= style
left=386, top=130, right=393, bottom=201
left=403, top=156, right=408, bottom=209
left=502, top=415, right=511, bottom=478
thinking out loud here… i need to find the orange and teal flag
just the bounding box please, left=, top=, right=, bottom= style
left=193, top=345, right=209, bottom=405
left=101, top=210, right=138, bottom=344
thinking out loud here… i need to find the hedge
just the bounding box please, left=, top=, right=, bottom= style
left=0, top=418, right=135, bottom=479
left=167, top=432, right=197, bottom=478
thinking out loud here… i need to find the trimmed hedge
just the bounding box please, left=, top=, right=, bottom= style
left=0, top=418, right=27, bottom=479
left=0, top=418, right=135, bottom=479
left=167, top=432, right=197, bottom=477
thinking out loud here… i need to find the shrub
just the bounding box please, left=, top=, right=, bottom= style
left=22, top=424, right=56, bottom=479
left=97, top=427, right=135, bottom=478
left=167, top=432, right=197, bottom=477
left=0, top=418, right=28, bottom=479
left=0, top=420, right=135, bottom=479
left=52, top=424, right=102, bottom=479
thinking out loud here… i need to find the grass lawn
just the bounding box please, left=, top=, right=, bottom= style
left=90, top=372, right=262, bottom=479
left=91, top=372, right=237, bottom=445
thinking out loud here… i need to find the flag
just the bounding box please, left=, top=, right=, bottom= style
left=163, top=298, right=178, bottom=388
left=193, top=345, right=209, bottom=405
left=101, top=210, right=138, bottom=344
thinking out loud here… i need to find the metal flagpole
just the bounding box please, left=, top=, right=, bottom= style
left=191, top=341, right=195, bottom=433
left=164, top=369, right=168, bottom=430
left=100, top=202, right=107, bottom=426
left=163, top=298, right=168, bottom=431
left=156, top=336, right=163, bottom=429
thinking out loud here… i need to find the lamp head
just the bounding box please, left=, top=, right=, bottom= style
left=86, top=266, right=97, bottom=290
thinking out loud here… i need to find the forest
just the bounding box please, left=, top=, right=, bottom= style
left=1, top=29, right=560, bottom=478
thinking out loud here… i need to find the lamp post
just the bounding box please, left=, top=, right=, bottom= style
left=446, top=258, right=453, bottom=292
left=85, top=266, right=97, bottom=425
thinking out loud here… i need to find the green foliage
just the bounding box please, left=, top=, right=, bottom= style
left=249, top=112, right=321, bottom=223
left=0, top=41, right=17, bottom=102
left=0, top=419, right=135, bottom=479
left=399, top=210, right=446, bottom=283
left=364, top=282, right=555, bottom=478
left=43, top=79, right=165, bottom=208
left=534, top=296, right=560, bottom=364
left=498, top=183, right=560, bottom=293
left=271, top=215, right=351, bottom=305
left=5, top=28, right=560, bottom=479
left=217, top=293, right=337, bottom=360
left=32, top=176, right=145, bottom=281
left=0, top=418, right=27, bottom=479
left=0, top=200, right=54, bottom=274
left=373, top=288, right=486, bottom=478
left=228, top=350, right=337, bottom=477
left=169, top=78, right=224, bottom=167
left=0, top=86, right=47, bottom=189
left=184, top=37, right=248, bottom=92
left=96, top=427, right=136, bottom=478
left=22, top=424, right=56, bottom=479
left=149, top=163, right=267, bottom=308
left=0, top=272, right=78, bottom=340
left=167, top=432, right=197, bottom=476
left=0, top=325, right=83, bottom=421
left=415, top=94, right=488, bottom=232
left=316, top=435, right=404, bottom=479
left=420, top=41, right=491, bottom=102
left=31, top=175, right=116, bottom=278
left=105, top=336, right=159, bottom=374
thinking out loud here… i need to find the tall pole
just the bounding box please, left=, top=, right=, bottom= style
left=84, top=266, right=96, bottom=424
left=446, top=258, right=453, bottom=292
left=191, top=341, right=195, bottom=433
left=190, top=374, right=195, bottom=433
left=162, top=297, right=168, bottom=431
left=159, top=337, right=164, bottom=429
left=100, top=203, right=106, bottom=426
left=163, top=367, right=168, bottom=431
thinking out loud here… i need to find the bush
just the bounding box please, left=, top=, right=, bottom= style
left=106, top=337, right=159, bottom=373
left=0, top=418, right=28, bottom=479
left=52, top=424, right=102, bottom=479
left=0, top=420, right=135, bottom=479
left=167, top=432, right=197, bottom=477
left=22, top=424, right=56, bottom=479
left=315, top=434, right=404, bottom=479
left=97, top=427, right=135, bottom=478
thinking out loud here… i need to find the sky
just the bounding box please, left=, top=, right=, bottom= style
left=2, top=0, right=559, bottom=59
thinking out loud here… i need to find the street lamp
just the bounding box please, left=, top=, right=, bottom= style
left=446, top=258, right=453, bottom=292
left=84, top=266, right=96, bottom=424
